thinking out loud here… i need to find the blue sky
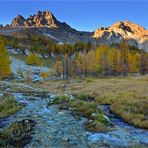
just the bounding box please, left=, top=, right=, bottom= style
left=0, top=0, right=147, bottom=31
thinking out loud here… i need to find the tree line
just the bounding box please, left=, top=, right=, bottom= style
left=0, top=35, right=147, bottom=79
left=55, top=41, right=148, bottom=79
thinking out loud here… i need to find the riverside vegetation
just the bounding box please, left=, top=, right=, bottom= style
left=33, top=76, right=148, bottom=129
left=49, top=94, right=112, bottom=132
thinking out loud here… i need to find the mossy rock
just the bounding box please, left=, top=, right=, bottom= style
left=0, top=119, right=36, bottom=147
left=92, top=113, right=111, bottom=125
left=85, top=120, right=109, bottom=132
left=85, top=113, right=111, bottom=132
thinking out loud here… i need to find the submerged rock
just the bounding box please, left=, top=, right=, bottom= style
left=32, top=75, right=43, bottom=83
left=0, top=118, right=10, bottom=128
left=0, top=93, right=3, bottom=97
left=19, top=99, right=29, bottom=106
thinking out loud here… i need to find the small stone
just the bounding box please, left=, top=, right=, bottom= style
left=58, top=111, right=65, bottom=115
left=62, top=136, right=70, bottom=142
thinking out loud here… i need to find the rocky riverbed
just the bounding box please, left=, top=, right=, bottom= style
left=0, top=83, right=148, bottom=147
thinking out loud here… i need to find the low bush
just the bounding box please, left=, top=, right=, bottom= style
left=50, top=95, right=71, bottom=105
left=26, top=53, right=42, bottom=66
left=71, top=100, right=97, bottom=118
left=48, top=95, right=71, bottom=110
left=40, top=71, right=50, bottom=79
left=17, top=68, right=24, bottom=78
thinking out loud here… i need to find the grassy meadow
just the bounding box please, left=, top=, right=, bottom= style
left=0, top=75, right=147, bottom=129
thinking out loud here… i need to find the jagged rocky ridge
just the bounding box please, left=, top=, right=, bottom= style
left=11, top=11, right=58, bottom=28
left=0, top=11, right=148, bottom=50
left=8, top=11, right=92, bottom=44
left=93, top=20, right=148, bottom=50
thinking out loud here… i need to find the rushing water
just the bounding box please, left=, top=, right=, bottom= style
left=0, top=93, right=148, bottom=147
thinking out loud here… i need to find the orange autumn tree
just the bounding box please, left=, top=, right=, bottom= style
left=108, top=47, right=121, bottom=75
left=119, top=40, right=129, bottom=75
left=55, top=58, right=63, bottom=76
left=128, top=52, right=140, bottom=73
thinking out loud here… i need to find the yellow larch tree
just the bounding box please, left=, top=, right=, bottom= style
left=0, top=40, right=11, bottom=78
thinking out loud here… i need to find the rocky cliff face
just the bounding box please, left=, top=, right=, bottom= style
left=11, top=15, right=26, bottom=27
left=11, top=11, right=58, bottom=28
left=93, top=21, right=148, bottom=50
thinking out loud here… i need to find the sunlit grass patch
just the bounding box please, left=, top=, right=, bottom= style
left=110, top=94, right=148, bottom=128
left=95, top=91, right=148, bottom=129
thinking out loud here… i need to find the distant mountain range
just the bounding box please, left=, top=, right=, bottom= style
left=0, top=10, right=148, bottom=50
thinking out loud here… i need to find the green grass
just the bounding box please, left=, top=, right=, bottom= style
left=48, top=95, right=71, bottom=110
left=50, top=95, right=71, bottom=105
left=70, top=100, right=97, bottom=118
left=0, top=94, right=22, bottom=118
